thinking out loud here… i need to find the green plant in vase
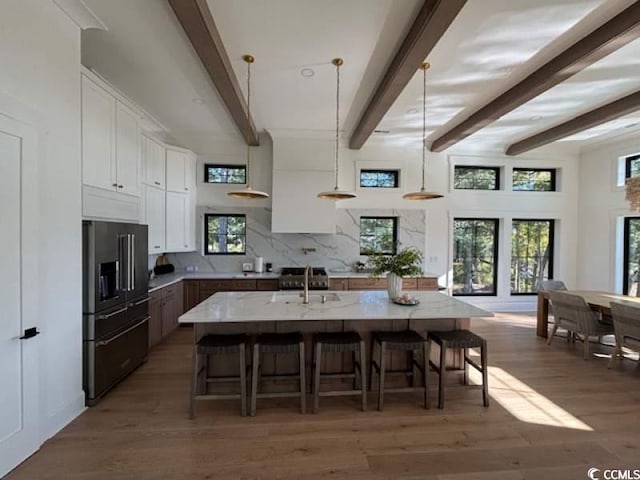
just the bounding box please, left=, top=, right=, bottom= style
left=368, top=248, right=423, bottom=299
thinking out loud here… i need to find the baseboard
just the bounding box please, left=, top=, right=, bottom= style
left=42, top=392, right=86, bottom=441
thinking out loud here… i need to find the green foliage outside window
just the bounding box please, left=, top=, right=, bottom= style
left=512, top=169, right=555, bottom=191
left=205, top=214, right=246, bottom=254
left=510, top=220, right=554, bottom=294
left=205, top=164, right=246, bottom=184
left=360, top=170, right=399, bottom=188
left=360, top=217, right=397, bottom=255
left=454, top=166, right=499, bottom=190
left=623, top=217, right=640, bottom=296
left=453, top=219, right=498, bottom=295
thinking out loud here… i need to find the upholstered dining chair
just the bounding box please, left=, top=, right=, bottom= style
left=539, top=280, right=568, bottom=292
left=609, top=300, right=640, bottom=368
left=547, top=291, right=615, bottom=360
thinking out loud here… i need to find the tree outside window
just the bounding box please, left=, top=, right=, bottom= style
left=453, top=218, right=499, bottom=296
left=205, top=214, right=246, bottom=254
left=204, top=164, right=246, bottom=184
left=454, top=166, right=500, bottom=190
left=360, top=217, right=398, bottom=255
left=511, top=219, right=554, bottom=294
left=512, top=168, right=556, bottom=191
left=623, top=217, right=640, bottom=296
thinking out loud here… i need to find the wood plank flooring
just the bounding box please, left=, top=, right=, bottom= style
left=6, top=314, right=640, bottom=479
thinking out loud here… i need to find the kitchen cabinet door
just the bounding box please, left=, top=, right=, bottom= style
left=161, top=287, right=178, bottom=336
left=185, top=154, right=196, bottom=193
left=183, top=281, right=200, bottom=311
left=143, top=136, right=166, bottom=189
left=145, top=185, right=166, bottom=254
left=148, top=291, right=163, bottom=348
left=115, top=102, right=141, bottom=197
left=166, top=192, right=188, bottom=251
left=82, top=75, right=116, bottom=191
left=166, top=148, right=187, bottom=193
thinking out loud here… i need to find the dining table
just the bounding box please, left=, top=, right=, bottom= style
left=536, top=289, right=640, bottom=337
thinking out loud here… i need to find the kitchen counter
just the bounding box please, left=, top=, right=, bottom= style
left=148, top=272, right=280, bottom=292
left=179, top=290, right=491, bottom=324
left=326, top=271, right=439, bottom=278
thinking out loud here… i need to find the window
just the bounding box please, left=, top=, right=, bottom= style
left=360, top=169, right=399, bottom=188
left=511, top=219, right=554, bottom=295
left=512, top=168, right=556, bottom=191
left=204, top=164, right=246, bottom=184
left=453, top=218, right=499, bottom=296
left=360, top=217, right=398, bottom=255
left=624, top=154, right=640, bottom=179
left=454, top=166, right=500, bottom=190
left=623, top=217, right=640, bottom=295
left=204, top=214, right=246, bottom=255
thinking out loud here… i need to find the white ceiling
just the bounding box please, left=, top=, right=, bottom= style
left=80, top=0, right=640, bottom=154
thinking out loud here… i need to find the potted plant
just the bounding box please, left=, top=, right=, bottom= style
left=368, top=247, right=424, bottom=299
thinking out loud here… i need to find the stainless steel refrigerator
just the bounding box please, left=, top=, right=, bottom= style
left=82, top=221, right=149, bottom=406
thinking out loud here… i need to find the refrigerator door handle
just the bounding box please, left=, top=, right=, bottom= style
left=115, top=259, right=120, bottom=293
left=129, top=234, right=135, bottom=292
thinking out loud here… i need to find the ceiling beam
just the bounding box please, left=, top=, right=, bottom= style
left=506, top=90, right=640, bottom=156
left=348, top=0, right=467, bottom=150
left=431, top=1, right=640, bottom=153
left=168, top=0, right=259, bottom=145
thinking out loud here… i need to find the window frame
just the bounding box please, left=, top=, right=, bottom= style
left=204, top=213, right=247, bottom=255
left=512, top=167, right=557, bottom=192
left=622, top=216, right=640, bottom=295
left=359, top=169, right=400, bottom=189
left=624, top=154, right=640, bottom=179
left=510, top=218, right=555, bottom=296
left=452, top=217, right=500, bottom=297
left=453, top=165, right=501, bottom=191
left=203, top=163, right=247, bottom=184
left=359, top=216, right=399, bottom=255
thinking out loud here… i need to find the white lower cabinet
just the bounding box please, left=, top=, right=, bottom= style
left=145, top=185, right=166, bottom=254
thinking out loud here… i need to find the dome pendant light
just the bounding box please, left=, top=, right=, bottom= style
left=228, top=54, right=269, bottom=199
left=403, top=62, right=443, bottom=201
left=318, top=58, right=356, bottom=200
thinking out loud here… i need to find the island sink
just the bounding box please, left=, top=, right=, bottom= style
left=270, top=292, right=341, bottom=304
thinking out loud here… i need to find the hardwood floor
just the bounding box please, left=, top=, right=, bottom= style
left=7, top=314, right=640, bottom=480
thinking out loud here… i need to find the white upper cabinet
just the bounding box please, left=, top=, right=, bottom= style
left=82, top=75, right=116, bottom=191
left=145, top=185, right=166, bottom=254
left=115, top=102, right=141, bottom=197
left=166, top=148, right=187, bottom=193
left=166, top=192, right=189, bottom=251
left=81, top=74, right=141, bottom=198
left=142, top=135, right=166, bottom=189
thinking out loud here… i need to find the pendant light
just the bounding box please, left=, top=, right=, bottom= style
left=317, top=58, right=356, bottom=200
left=403, top=62, right=443, bottom=201
left=228, top=54, right=269, bottom=199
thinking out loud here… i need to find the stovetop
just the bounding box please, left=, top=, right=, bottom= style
left=279, top=267, right=328, bottom=290
left=280, top=267, right=327, bottom=276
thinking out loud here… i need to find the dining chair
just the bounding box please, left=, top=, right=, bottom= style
left=546, top=291, right=615, bottom=360
left=539, top=280, right=568, bottom=292
left=609, top=300, right=640, bottom=368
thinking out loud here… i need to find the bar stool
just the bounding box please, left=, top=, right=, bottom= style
left=189, top=333, right=248, bottom=418
left=250, top=332, right=306, bottom=416
left=311, top=331, right=367, bottom=413
left=370, top=330, right=429, bottom=410
left=427, top=330, right=489, bottom=409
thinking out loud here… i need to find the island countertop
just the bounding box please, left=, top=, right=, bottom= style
left=179, top=290, right=492, bottom=324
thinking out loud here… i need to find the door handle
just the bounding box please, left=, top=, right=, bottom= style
left=20, top=327, right=40, bottom=340
left=96, top=306, right=128, bottom=320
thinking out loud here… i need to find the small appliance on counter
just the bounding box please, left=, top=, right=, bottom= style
left=242, top=262, right=253, bottom=272
left=254, top=256, right=264, bottom=273
left=266, top=262, right=273, bottom=272
left=153, top=254, right=174, bottom=275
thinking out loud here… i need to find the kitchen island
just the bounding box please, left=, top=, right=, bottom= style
left=180, top=290, right=492, bottom=379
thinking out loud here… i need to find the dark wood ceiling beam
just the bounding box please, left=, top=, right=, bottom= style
left=348, top=0, right=467, bottom=150
left=506, top=90, right=640, bottom=155
left=431, top=1, right=640, bottom=153
left=168, top=0, right=259, bottom=145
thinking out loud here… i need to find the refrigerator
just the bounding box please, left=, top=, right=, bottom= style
left=82, top=220, right=149, bottom=406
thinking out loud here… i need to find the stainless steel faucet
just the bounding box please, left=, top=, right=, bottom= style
left=302, top=265, right=312, bottom=304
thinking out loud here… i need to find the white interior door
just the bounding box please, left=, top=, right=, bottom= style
left=0, top=114, right=40, bottom=477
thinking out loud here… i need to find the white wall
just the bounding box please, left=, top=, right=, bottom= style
left=0, top=0, right=84, bottom=440
left=577, top=136, right=640, bottom=292
left=182, top=130, right=579, bottom=311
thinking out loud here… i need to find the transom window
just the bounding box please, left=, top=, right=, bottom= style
left=204, top=164, right=246, bottom=184
left=624, top=154, right=640, bottom=179
left=360, top=169, right=400, bottom=188
left=204, top=214, right=246, bottom=255
left=454, top=166, right=500, bottom=190
left=360, top=217, right=398, bottom=255
left=511, top=219, right=555, bottom=295
left=512, top=168, right=556, bottom=192
left=453, top=218, right=499, bottom=296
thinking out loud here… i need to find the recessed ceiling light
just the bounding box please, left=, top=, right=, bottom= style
left=192, top=98, right=205, bottom=105
left=407, top=108, right=419, bottom=114
left=300, top=68, right=315, bottom=78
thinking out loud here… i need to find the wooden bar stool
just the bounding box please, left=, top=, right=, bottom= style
left=311, top=331, right=367, bottom=413
left=250, top=332, right=306, bottom=416
left=189, top=333, right=248, bottom=418
left=370, top=330, right=429, bottom=411
left=427, top=330, right=489, bottom=409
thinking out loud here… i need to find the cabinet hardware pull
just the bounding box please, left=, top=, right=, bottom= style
left=184, top=187, right=188, bottom=191
left=118, top=185, right=124, bottom=189
left=112, top=183, right=118, bottom=187
left=95, top=317, right=150, bottom=346
left=20, top=327, right=40, bottom=340
left=154, top=245, right=161, bottom=249
left=155, top=181, right=160, bottom=185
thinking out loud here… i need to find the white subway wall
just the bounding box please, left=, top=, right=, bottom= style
left=0, top=0, right=84, bottom=440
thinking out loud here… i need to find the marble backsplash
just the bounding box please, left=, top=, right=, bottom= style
left=164, top=207, right=426, bottom=273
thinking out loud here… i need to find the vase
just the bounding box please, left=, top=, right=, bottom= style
left=387, top=273, right=403, bottom=299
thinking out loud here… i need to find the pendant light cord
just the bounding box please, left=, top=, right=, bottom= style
left=245, top=56, right=252, bottom=189
left=334, top=60, right=340, bottom=190
left=421, top=63, right=427, bottom=192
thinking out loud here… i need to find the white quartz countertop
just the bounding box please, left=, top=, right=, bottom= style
left=179, top=290, right=492, bottom=324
